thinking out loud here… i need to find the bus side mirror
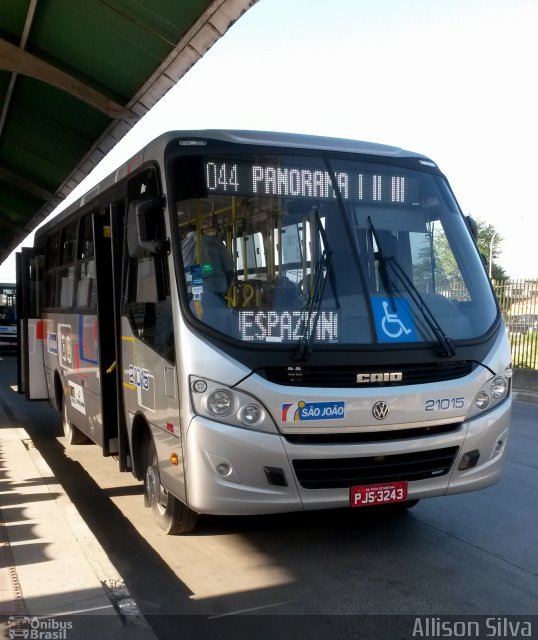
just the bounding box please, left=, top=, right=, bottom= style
left=127, top=198, right=163, bottom=257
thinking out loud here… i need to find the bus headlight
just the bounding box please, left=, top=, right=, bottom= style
left=206, top=389, right=234, bottom=416
left=241, top=404, right=262, bottom=425
left=190, top=376, right=277, bottom=433
left=491, top=376, right=507, bottom=399
left=470, top=370, right=510, bottom=416
left=475, top=391, right=490, bottom=410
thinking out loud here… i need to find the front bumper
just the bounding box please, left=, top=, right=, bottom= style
left=183, top=397, right=511, bottom=515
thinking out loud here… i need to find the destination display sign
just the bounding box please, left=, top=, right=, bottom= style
left=238, top=309, right=339, bottom=343
left=204, top=160, right=420, bottom=205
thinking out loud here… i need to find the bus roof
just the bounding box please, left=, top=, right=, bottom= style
left=159, top=129, right=433, bottom=157
left=36, top=130, right=437, bottom=238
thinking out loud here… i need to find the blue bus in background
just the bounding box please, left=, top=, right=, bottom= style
left=0, top=283, right=17, bottom=348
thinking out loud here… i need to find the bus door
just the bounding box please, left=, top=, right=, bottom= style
left=123, top=169, right=181, bottom=483
left=17, top=247, right=47, bottom=399
left=93, top=204, right=129, bottom=466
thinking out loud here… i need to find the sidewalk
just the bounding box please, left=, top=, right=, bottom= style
left=0, top=358, right=155, bottom=639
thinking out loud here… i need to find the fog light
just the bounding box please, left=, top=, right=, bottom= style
left=206, top=452, right=240, bottom=483
left=216, top=462, right=232, bottom=477
left=459, top=449, right=480, bottom=470
left=495, top=439, right=503, bottom=453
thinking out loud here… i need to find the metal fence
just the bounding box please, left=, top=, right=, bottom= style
left=494, top=279, right=538, bottom=369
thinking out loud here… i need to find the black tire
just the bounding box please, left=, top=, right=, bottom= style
left=62, top=396, right=89, bottom=445
left=144, top=439, right=198, bottom=535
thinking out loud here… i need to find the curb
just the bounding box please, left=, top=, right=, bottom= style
left=512, top=390, right=538, bottom=404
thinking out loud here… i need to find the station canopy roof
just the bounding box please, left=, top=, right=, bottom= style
left=0, top=0, right=255, bottom=266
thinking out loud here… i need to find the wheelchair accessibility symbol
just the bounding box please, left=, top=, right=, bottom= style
left=372, top=297, right=417, bottom=343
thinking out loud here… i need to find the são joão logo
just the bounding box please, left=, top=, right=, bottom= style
left=282, top=400, right=345, bottom=422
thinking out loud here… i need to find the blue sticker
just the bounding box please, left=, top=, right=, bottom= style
left=371, top=297, right=417, bottom=343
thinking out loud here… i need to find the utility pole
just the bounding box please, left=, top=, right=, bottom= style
left=489, top=230, right=499, bottom=279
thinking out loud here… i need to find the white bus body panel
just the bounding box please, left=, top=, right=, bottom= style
left=25, top=319, right=48, bottom=399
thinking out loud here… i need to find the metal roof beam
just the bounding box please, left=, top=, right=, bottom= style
left=0, top=38, right=136, bottom=120
left=0, top=166, right=53, bottom=201
left=0, top=0, right=39, bottom=139
left=0, top=213, right=35, bottom=236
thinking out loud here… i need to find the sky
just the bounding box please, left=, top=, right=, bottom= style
left=1, top=0, right=537, bottom=280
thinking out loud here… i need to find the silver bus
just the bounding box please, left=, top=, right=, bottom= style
left=17, top=130, right=512, bottom=534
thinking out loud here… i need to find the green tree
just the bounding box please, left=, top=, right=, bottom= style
left=475, top=220, right=508, bottom=281
left=413, top=218, right=507, bottom=294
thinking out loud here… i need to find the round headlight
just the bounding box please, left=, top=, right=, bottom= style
left=207, top=389, right=234, bottom=416
left=491, top=377, right=507, bottom=399
left=241, top=404, right=262, bottom=425
left=475, top=391, right=490, bottom=410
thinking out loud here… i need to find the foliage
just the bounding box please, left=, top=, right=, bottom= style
left=475, top=220, right=508, bottom=281
left=413, top=218, right=507, bottom=295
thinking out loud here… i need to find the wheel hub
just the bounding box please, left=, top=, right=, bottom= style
left=145, top=465, right=161, bottom=505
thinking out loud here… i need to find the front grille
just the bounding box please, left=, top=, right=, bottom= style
left=262, top=361, right=475, bottom=387
left=284, top=422, right=461, bottom=445
left=292, top=446, right=459, bottom=489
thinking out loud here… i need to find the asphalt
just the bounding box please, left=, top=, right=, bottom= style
left=0, top=351, right=536, bottom=640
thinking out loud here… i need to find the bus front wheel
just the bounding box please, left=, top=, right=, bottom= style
left=62, top=396, right=89, bottom=445
left=144, top=440, right=198, bottom=535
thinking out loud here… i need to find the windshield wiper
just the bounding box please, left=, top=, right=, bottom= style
left=294, top=209, right=339, bottom=361
left=367, top=217, right=456, bottom=358
left=367, top=216, right=398, bottom=310
left=387, top=257, right=456, bottom=357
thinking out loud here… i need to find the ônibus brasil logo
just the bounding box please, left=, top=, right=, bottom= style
left=9, top=616, right=73, bottom=639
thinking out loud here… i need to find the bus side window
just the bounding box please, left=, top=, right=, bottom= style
left=44, top=232, right=59, bottom=308
left=126, top=255, right=174, bottom=362
left=57, top=221, right=77, bottom=309
left=125, top=168, right=174, bottom=361
left=75, top=214, right=97, bottom=311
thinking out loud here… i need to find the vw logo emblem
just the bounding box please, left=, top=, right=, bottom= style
left=372, top=401, right=389, bottom=420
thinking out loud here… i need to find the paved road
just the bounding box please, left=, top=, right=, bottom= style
left=3, top=354, right=537, bottom=639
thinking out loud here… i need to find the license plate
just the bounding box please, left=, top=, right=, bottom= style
left=350, top=481, right=408, bottom=507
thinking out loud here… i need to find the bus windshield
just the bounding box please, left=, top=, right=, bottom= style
left=0, top=285, right=16, bottom=325
left=0, top=306, right=16, bottom=324
left=173, top=152, right=497, bottom=349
